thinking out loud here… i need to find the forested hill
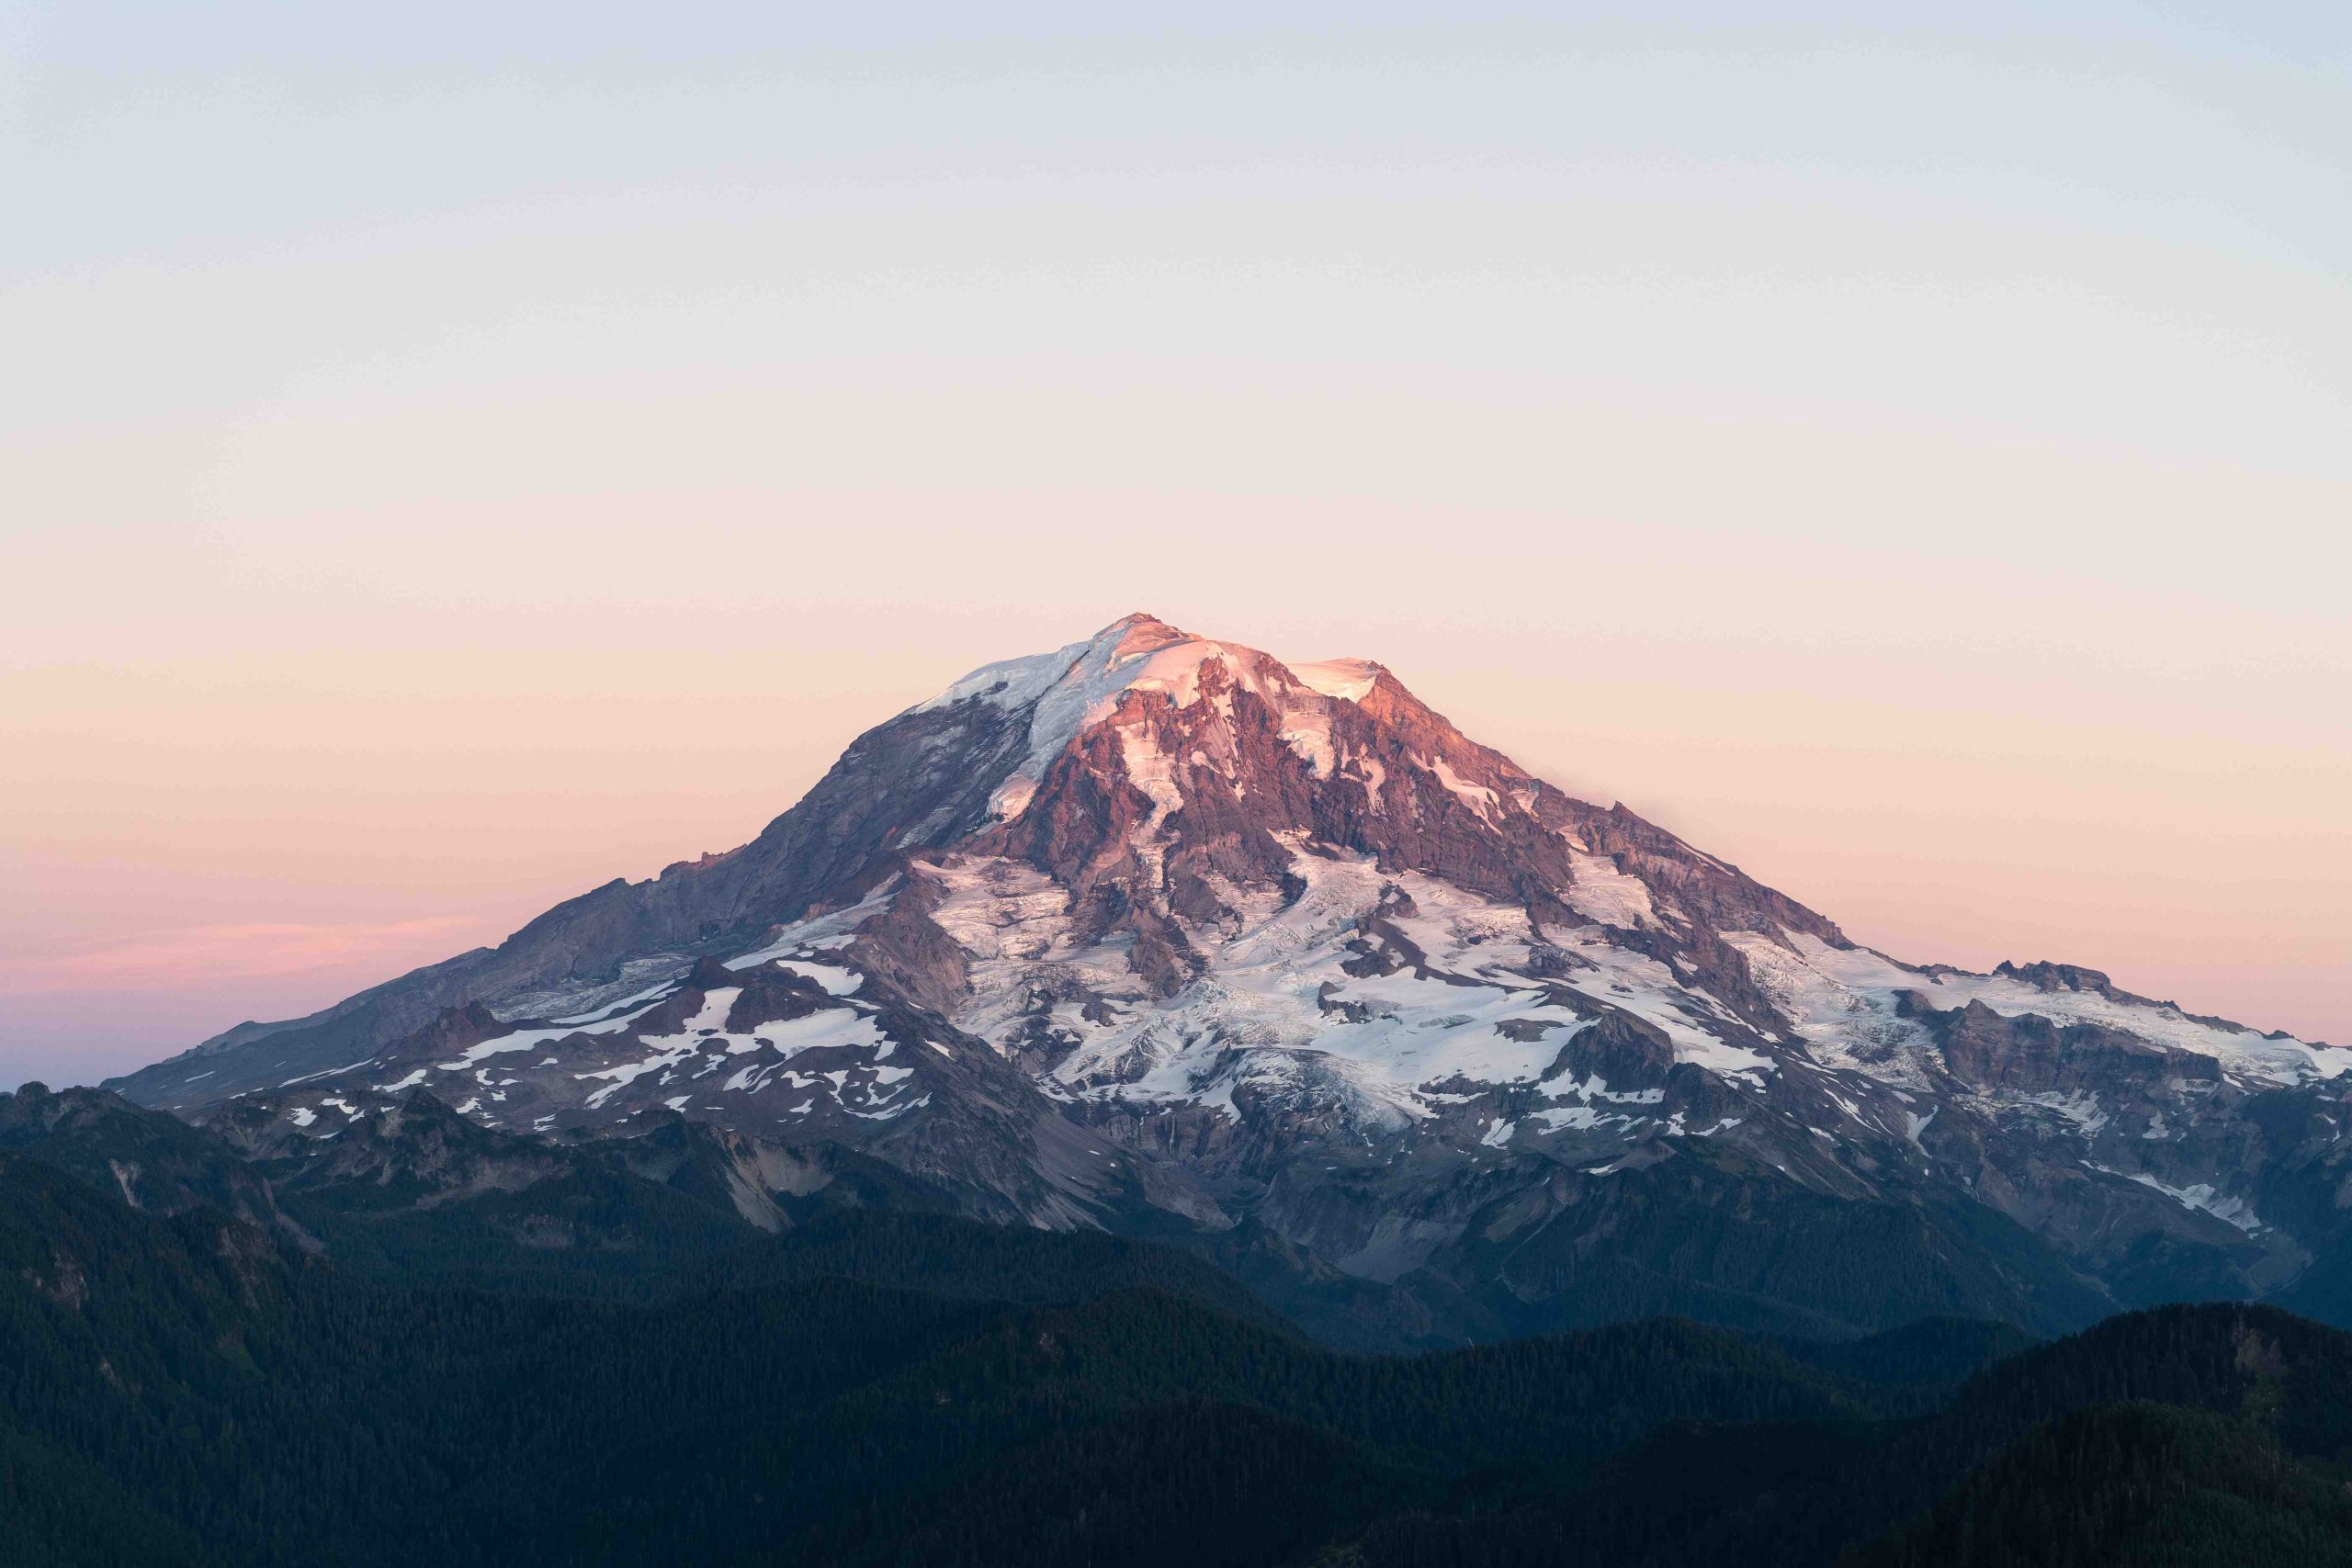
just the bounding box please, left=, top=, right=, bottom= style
left=6, top=1139, right=2352, bottom=1566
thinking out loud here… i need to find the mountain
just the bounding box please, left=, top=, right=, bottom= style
left=106, top=613, right=2352, bottom=1339
left=6, top=1135, right=2351, bottom=1568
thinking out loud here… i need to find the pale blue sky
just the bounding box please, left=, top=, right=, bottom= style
left=8, top=6, right=2348, bottom=564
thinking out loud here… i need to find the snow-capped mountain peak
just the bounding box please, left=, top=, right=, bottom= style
left=107, top=614, right=2352, bottom=1336
left=915, top=613, right=1355, bottom=820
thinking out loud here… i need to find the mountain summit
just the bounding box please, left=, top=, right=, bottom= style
left=107, top=615, right=2352, bottom=1337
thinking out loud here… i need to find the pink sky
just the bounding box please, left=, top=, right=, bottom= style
left=6, top=9, right=2346, bottom=1085
left=5, top=552, right=2344, bottom=1087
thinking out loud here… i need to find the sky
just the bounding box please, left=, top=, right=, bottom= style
left=3, top=2, right=2346, bottom=1088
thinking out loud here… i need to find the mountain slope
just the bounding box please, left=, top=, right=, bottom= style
left=105, top=613, right=2352, bottom=1337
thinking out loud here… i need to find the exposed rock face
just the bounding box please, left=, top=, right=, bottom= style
left=103, top=614, right=2352, bottom=1335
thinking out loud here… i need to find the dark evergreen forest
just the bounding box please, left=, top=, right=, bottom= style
left=6, top=1143, right=2352, bottom=1567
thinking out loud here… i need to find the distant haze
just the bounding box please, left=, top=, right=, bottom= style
left=5, top=4, right=2346, bottom=1085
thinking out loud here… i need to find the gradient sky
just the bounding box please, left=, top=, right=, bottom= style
left=5, top=3, right=2347, bottom=1088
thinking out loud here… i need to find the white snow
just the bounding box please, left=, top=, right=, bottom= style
left=1540, top=925, right=1774, bottom=1080
left=1291, top=659, right=1382, bottom=703
left=1117, top=725, right=1186, bottom=836
left=2088, top=1163, right=2265, bottom=1234
left=287, top=1105, right=316, bottom=1128
left=773, top=960, right=864, bottom=997
left=922, top=840, right=1784, bottom=1133
left=549, top=980, right=678, bottom=1028
left=946, top=848, right=1528, bottom=1119
left=739, top=1010, right=888, bottom=1069
left=1562, top=848, right=1660, bottom=931
left=572, top=987, right=741, bottom=1109
left=560, top=992, right=901, bottom=1112
left=912, top=616, right=1370, bottom=823
left=437, top=991, right=673, bottom=1073
left=727, top=880, right=898, bottom=971
left=917, top=616, right=1216, bottom=818
left=1544, top=1074, right=1664, bottom=1105
left=914, top=630, right=1104, bottom=716
left=278, top=1059, right=373, bottom=1089
left=1722, top=931, right=1940, bottom=1088
left=2029, top=1089, right=2110, bottom=1137
left=1426, top=756, right=1500, bottom=823
left=1278, top=709, right=1337, bottom=778
left=1729, top=930, right=2347, bottom=1089
left=1527, top=1104, right=1637, bottom=1134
